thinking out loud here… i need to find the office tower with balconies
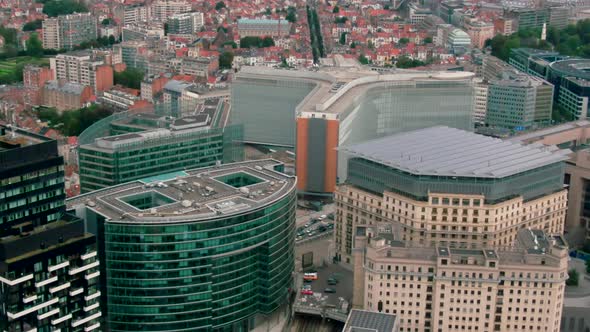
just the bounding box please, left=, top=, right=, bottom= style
left=0, top=125, right=101, bottom=332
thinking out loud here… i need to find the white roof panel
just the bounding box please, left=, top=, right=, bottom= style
left=339, top=126, right=571, bottom=179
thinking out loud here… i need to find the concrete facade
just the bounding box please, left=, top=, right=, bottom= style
left=354, top=227, right=568, bottom=332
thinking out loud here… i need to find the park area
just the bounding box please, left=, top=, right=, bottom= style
left=0, top=56, right=49, bottom=84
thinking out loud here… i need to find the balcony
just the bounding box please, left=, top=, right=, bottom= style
left=23, top=294, right=37, bottom=304
left=7, top=297, right=59, bottom=320
left=68, top=261, right=99, bottom=276
left=38, top=308, right=60, bottom=320
left=85, top=323, right=100, bottom=332
left=84, top=291, right=101, bottom=301
left=48, top=261, right=70, bottom=273
left=35, top=276, right=58, bottom=288
left=71, top=312, right=101, bottom=328
left=69, top=288, right=84, bottom=297
left=83, top=303, right=99, bottom=312
left=81, top=251, right=97, bottom=261
left=51, top=313, right=72, bottom=325
left=85, top=271, right=100, bottom=281
left=49, top=282, right=71, bottom=294
left=0, top=273, right=33, bottom=286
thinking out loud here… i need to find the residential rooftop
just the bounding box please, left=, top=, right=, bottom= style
left=66, top=159, right=296, bottom=223
left=338, top=126, right=571, bottom=179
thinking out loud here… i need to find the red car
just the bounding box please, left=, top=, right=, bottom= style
left=300, top=289, right=313, bottom=295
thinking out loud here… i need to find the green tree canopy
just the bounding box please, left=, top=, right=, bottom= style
left=395, top=55, right=426, bottom=68
left=339, top=32, right=346, bottom=45
left=399, top=37, right=410, bottom=44
left=335, top=16, right=348, bottom=24
left=286, top=7, right=297, bottom=23
left=0, top=26, right=18, bottom=46
left=358, top=54, right=370, bottom=65
left=423, top=36, right=432, bottom=44
left=333, top=5, right=340, bottom=13
left=38, top=105, right=113, bottom=136
left=23, top=19, right=43, bottom=31
left=114, top=68, right=144, bottom=89
left=42, top=0, right=88, bottom=17
left=101, top=18, right=112, bottom=25
left=567, top=268, right=579, bottom=286
left=219, top=51, right=234, bottom=69
left=215, top=1, right=226, bottom=11
left=26, top=34, right=44, bottom=57
left=240, top=36, right=275, bottom=48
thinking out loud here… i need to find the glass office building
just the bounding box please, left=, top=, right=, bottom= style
left=230, top=77, right=316, bottom=147
left=68, top=160, right=296, bottom=331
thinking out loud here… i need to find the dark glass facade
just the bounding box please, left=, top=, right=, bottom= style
left=347, top=157, right=565, bottom=204
left=0, top=127, right=65, bottom=232
left=0, top=125, right=102, bottom=332
left=101, top=190, right=296, bottom=331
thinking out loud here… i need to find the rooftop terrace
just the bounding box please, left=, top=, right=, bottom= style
left=66, top=159, right=296, bottom=223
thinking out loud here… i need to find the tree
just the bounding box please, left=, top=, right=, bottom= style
left=23, top=19, right=43, bottom=32
left=0, top=26, right=17, bottom=46
left=101, top=18, right=112, bottom=25
left=265, top=7, right=272, bottom=15
left=358, top=54, right=369, bottom=65
left=240, top=36, right=274, bottom=48
left=585, top=259, right=590, bottom=274
left=333, top=5, right=340, bottom=13
left=399, top=37, right=410, bottom=45
left=38, top=105, right=113, bottom=136
left=215, top=1, right=226, bottom=11
left=219, top=51, right=234, bottom=69
left=339, top=32, right=347, bottom=45
left=286, top=6, right=296, bottom=23
left=395, top=55, right=426, bottom=68
left=335, top=16, right=348, bottom=24
left=114, top=68, right=144, bottom=89
left=567, top=268, right=579, bottom=286
left=26, top=34, right=44, bottom=57
left=423, top=36, right=433, bottom=44
left=262, top=36, right=275, bottom=47
left=350, top=41, right=356, bottom=48
left=108, top=35, right=116, bottom=45
left=42, top=0, right=88, bottom=17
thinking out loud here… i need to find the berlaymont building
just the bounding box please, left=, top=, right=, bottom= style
left=67, top=159, right=296, bottom=331
left=230, top=61, right=475, bottom=196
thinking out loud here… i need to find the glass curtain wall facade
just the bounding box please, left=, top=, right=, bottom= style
left=337, top=80, right=474, bottom=181
left=79, top=129, right=224, bottom=193
left=230, top=78, right=316, bottom=147
left=98, top=191, right=296, bottom=331
left=347, top=157, right=565, bottom=204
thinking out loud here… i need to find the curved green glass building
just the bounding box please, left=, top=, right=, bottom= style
left=67, top=160, right=296, bottom=331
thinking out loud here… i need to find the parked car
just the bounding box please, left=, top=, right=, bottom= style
left=303, top=272, right=318, bottom=280
left=327, top=278, right=338, bottom=285
left=301, top=289, right=313, bottom=295
left=324, top=288, right=336, bottom=293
